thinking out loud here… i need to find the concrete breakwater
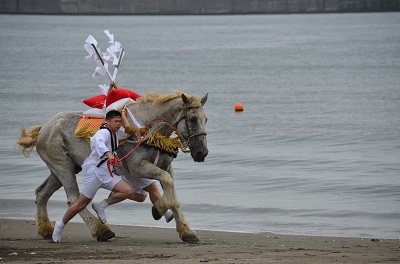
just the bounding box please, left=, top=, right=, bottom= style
left=1, top=0, right=399, bottom=15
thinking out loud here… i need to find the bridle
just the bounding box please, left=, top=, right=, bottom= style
left=118, top=105, right=206, bottom=163
left=174, top=106, right=207, bottom=147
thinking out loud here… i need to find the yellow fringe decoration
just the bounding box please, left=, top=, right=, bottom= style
left=125, top=126, right=135, bottom=135
left=145, top=131, right=188, bottom=155
left=74, top=117, right=187, bottom=154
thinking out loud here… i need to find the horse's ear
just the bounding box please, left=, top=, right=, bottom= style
left=200, top=93, right=208, bottom=106
left=182, top=93, right=191, bottom=105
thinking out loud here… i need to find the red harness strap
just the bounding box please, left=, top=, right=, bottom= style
left=106, top=154, right=122, bottom=177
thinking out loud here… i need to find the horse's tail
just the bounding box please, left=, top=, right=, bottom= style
left=16, top=125, right=42, bottom=157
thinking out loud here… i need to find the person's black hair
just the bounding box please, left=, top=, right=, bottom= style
left=106, top=110, right=122, bottom=120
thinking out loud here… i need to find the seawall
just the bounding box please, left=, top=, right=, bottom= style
left=1, top=0, right=399, bottom=15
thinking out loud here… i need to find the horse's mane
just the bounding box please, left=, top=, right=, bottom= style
left=137, top=90, right=201, bottom=108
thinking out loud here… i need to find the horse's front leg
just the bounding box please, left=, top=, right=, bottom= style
left=139, top=161, right=199, bottom=243
left=166, top=166, right=199, bottom=243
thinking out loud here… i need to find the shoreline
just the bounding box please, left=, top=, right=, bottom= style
left=1, top=219, right=399, bottom=263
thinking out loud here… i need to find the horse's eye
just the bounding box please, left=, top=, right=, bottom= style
left=189, top=117, right=197, bottom=123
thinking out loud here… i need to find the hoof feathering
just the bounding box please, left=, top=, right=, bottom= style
left=152, top=206, right=162, bottom=220
left=43, top=234, right=53, bottom=239
left=97, top=230, right=115, bottom=242
left=181, top=234, right=199, bottom=244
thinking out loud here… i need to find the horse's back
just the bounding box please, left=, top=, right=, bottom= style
left=37, top=111, right=90, bottom=167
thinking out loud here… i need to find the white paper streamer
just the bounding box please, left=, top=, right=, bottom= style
left=84, top=30, right=124, bottom=82
left=95, top=62, right=109, bottom=75
left=98, top=84, right=109, bottom=95
left=104, top=29, right=114, bottom=44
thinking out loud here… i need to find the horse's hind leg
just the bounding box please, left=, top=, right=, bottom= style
left=41, top=160, right=115, bottom=241
left=35, top=172, right=62, bottom=238
left=60, top=178, right=116, bottom=242
left=35, top=171, right=113, bottom=242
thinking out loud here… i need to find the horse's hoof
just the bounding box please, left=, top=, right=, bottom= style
left=97, top=230, right=115, bottom=242
left=152, top=206, right=162, bottom=220
left=181, top=234, right=199, bottom=244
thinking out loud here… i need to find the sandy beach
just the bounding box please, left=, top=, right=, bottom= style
left=0, top=219, right=399, bottom=263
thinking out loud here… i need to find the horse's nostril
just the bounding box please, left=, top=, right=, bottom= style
left=196, top=149, right=208, bottom=159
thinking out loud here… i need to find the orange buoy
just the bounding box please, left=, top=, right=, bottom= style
left=234, top=102, right=244, bottom=111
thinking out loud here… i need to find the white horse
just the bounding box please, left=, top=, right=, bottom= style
left=17, top=91, right=208, bottom=243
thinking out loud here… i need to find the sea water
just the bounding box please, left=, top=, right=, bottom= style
left=0, top=13, right=399, bottom=239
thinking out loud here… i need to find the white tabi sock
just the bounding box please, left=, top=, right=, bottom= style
left=52, top=219, right=65, bottom=243
left=92, top=199, right=109, bottom=224
left=98, top=199, right=109, bottom=209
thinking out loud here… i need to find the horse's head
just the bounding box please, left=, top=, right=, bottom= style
left=176, top=93, right=209, bottom=162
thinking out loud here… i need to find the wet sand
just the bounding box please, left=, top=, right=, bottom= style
left=1, top=219, right=399, bottom=263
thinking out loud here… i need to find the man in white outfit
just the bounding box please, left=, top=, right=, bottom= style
left=52, top=110, right=172, bottom=243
